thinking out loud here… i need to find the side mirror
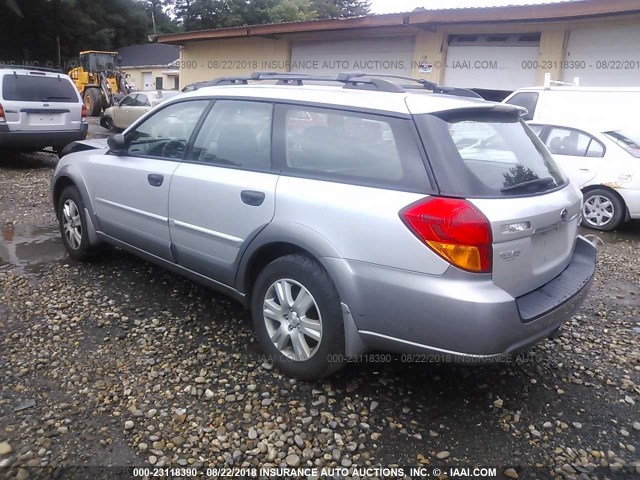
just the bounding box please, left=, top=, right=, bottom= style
left=107, top=133, right=125, bottom=154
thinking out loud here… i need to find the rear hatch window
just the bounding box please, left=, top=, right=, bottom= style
left=415, top=110, right=566, bottom=198
left=2, top=74, right=78, bottom=103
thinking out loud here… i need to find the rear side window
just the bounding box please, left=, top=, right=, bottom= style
left=545, top=127, right=604, bottom=157
left=278, top=105, right=430, bottom=192
left=505, top=92, right=538, bottom=121
left=2, top=74, right=78, bottom=103
left=416, top=112, right=566, bottom=197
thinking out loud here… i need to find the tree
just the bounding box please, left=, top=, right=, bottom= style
left=311, top=0, right=370, bottom=18
left=173, top=0, right=370, bottom=31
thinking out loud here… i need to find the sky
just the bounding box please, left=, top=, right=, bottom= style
left=369, top=0, right=576, bottom=14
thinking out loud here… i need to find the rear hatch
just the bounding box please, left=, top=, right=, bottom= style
left=1, top=71, right=83, bottom=132
left=413, top=104, right=582, bottom=297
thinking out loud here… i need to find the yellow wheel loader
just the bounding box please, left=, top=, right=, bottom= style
left=68, top=51, right=131, bottom=116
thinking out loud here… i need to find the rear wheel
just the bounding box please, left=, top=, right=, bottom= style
left=57, top=186, right=101, bottom=261
left=582, top=188, right=625, bottom=231
left=84, top=88, right=102, bottom=116
left=251, top=254, right=345, bottom=380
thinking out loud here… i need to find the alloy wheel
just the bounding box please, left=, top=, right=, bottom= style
left=62, top=199, right=82, bottom=250
left=262, top=278, right=322, bottom=361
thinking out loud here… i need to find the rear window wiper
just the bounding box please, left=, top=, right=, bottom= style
left=43, top=96, right=72, bottom=100
left=501, top=177, right=556, bottom=193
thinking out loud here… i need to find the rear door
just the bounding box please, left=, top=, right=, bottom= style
left=413, top=108, right=582, bottom=298
left=86, top=99, right=210, bottom=260
left=168, top=99, right=277, bottom=285
left=541, top=126, right=603, bottom=187
left=1, top=71, right=82, bottom=132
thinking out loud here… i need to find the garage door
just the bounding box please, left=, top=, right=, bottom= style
left=444, top=34, right=540, bottom=90
left=289, top=37, right=414, bottom=78
left=562, top=26, right=640, bottom=87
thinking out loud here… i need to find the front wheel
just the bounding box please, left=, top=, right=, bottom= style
left=57, top=186, right=101, bottom=261
left=251, top=254, right=345, bottom=380
left=582, top=188, right=625, bottom=231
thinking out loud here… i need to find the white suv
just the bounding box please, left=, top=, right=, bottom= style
left=0, top=65, right=87, bottom=153
left=52, top=72, right=596, bottom=379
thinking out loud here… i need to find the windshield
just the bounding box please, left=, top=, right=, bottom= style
left=604, top=130, right=640, bottom=158
left=415, top=111, right=567, bottom=197
left=82, top=53, right=117, bottom=72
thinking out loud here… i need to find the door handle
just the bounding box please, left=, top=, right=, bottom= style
left=148, top=174, right=164, bottom=187
left=241, top=190, right=265, bottom=206
left=578, top=168, right=591, bottom=172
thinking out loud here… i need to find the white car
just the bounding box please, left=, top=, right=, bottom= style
left=100, top=90, right=180, bottom=131
left=531, top=122, right=640, bottom=231
left=0, top=66, right=87, bottom=153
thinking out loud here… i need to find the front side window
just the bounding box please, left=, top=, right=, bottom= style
left=134, top=94, right=150, bottom=107
left=280, top=106, right=429, bottom=191
left=190, top=100, right=272, bottom=169
left=416, top=112, right=566, bottom=197
left=123, top=100, right=209, bottom=159
left=505, top=92, right=539, bottom=121
left=545, top=127, right=604, bottom=158
left=119, top=94, right=137, bottom=107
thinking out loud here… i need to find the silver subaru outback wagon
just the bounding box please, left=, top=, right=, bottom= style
left=51, top=72, right=596, bottom=380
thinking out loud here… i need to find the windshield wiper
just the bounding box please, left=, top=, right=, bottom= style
left=501, top=177, right=556, bottom=193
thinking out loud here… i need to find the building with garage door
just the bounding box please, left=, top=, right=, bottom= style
left=156, top=0, right=640, bottom=99
left=118, top=44, right=181, bottom=91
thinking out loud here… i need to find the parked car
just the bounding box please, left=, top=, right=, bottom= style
left=529, top=122, right=640, bottom=231
left=52, top=72, right=596, bottom=379
left=0, top=65, right=87, bottom=153
left=503, top=80, right=640, bottom=127
left=100, top=90, right=181, bottom=131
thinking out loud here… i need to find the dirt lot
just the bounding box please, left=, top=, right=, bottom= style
left=0, top=143, right=639, bottom=480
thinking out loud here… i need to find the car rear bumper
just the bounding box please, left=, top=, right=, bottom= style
left=326, top=235, right=596, bottom=360
left=0, top=123, right=88, bottom=151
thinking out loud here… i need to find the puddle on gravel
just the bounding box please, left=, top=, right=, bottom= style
left=0, top=223, right=65, bottom=273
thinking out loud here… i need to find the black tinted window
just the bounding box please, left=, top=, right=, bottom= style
left=190, top=100, right=272, bottom=169
left=281, top=106, right=429, bottom=191
left=2, top=74, right=78, bottom=102
left=119, top=94, right=137, bottom=106
left=416, top=112, right=566, bottom=197
left=505, top=92, right=538, bottom=121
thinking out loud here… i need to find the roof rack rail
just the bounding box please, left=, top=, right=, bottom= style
left=543, top=72, right=580, bottom=89
left=195, top=71, right=480, bottom=98
left=0, top=63, right=64, bottom=73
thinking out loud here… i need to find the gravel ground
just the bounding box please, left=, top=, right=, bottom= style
left=0, top=146, right=639, bottom=480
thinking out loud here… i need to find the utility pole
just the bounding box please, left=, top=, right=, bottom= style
left=152, top=11, right=157, bottom=36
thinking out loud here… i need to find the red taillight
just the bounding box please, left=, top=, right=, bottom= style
left=81, top=104, right=87, bottom=120
left=402, top=197, right=493, bottom=273
left=0, top=103, right=5, bottom=122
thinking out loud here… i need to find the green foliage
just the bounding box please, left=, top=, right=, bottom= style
left=0, top=0, right=371, bottom=68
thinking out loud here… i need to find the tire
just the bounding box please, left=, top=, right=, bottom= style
left=251, top=254, right=345, bottom=380
left=84, top=88, right=102, bottom=116
left=582, top=188, right=625, bottom=231
left=102, top=116, right=117, bottom=133
left=57, top=186, right=101, bottom=261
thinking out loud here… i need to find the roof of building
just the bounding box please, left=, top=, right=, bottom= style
left=156, top=0, right=640, bottom=45
left=118, top=44, right=180, bottom=67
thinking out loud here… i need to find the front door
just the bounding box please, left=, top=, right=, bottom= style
left=168, top=99, right=277, bottom=285
left=142, top=72, right=152, bottom=91
left=87, top=99, right=211, bottom=260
